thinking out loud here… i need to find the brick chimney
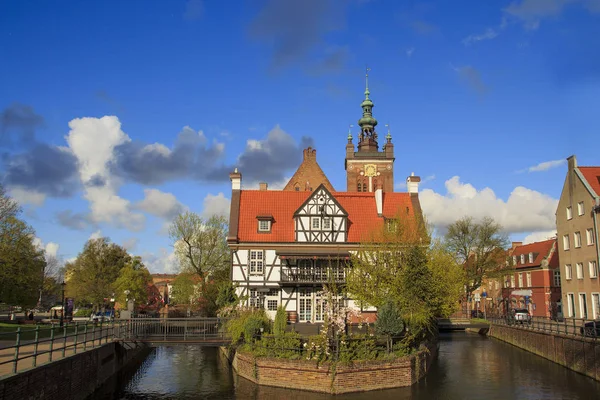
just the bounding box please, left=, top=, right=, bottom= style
left=259, top=182, right=268, bottom=191
left=511, top=242, right=522, bottom=251
left=303, top=147, right=316, bottom=161
left=375, top=182, right=383, bottom=217
left=567, top=155, right=577, bottom=172
left=228, top=168, right=242, bottom=243
left=406, top=172, right=421, bottom=195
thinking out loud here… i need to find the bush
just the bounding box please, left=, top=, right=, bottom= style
left=273, top=306, right=287, bottom=336
left=226, top=308, right=271, bottom=344
left=338, top=334, right=378, bottom=364
left=252, top=332, right=302, bottom=359
left=74, top=308, right=92, bottom=317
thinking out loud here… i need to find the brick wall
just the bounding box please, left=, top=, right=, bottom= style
left=226, top=342, right=437, bottom=394
left=489, top=324, right=600, bottom=381
left=0, top=341, right=150, bottom=400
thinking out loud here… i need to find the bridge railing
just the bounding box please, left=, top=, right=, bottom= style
left=118, top=318, right=230, bottom=342
left=0, top=321, right=120, bottom=376
left=489, top=315, right=599, bottom=340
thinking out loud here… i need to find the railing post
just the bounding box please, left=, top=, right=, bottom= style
left=164, top=319, right=167, bottom=341
left=33, top=324, right=40, bottom=367
left=83, top=323, right=88, bottom=351
left=13, top=327, right=21, bottom=374
left=204, top=320, right=206, bottom=340
left=74, top=322, right=79, bottom=354
left=49, top=323, right=55, bottom=362
left=62, top=324, right=67, bottom=358
left=184, top=319, right=187, bottom=341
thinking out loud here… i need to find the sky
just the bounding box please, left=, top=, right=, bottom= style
left=1, top=0, right=599, bottom=273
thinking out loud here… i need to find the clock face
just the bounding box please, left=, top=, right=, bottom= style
left=364, top=164, right=377, bottom=177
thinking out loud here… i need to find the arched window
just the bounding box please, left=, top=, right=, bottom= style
left=357, top=182, right=362, bottom=192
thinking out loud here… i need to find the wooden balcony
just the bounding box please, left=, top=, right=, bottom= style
left=280, top=267, right=346, bottom=284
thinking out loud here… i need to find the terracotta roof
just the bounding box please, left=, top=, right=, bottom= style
left=511, top=239, right=558, bottom=269
left=283, top=147, right=335, bottom=192
left=578, top=166, right=600, bottom=197
left=236, top=190, right=415, bottom=243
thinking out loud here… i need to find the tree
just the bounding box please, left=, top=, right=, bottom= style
left=444, top=216, right=510, bottom=297
left=65, top=237, right=131, bottom=309
left=113, top=256, right=152, bottom=307
left=375, top=301, right=404, bottom=353
left=169, top=212, right=230, bottom=314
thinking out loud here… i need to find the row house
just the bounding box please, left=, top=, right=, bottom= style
left=227, top=75, right=423, bottom=322
left=556, top=156, right=600, bottom=320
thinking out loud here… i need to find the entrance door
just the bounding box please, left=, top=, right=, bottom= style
left=299, top=289, right=312, bottom=322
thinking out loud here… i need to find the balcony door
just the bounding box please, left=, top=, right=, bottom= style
left=298, top=288, right=325, bottom=323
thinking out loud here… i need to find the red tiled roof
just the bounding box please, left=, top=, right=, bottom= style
left=236, top=190, right=415, bottom=243
left=512, top=239, right=557, bottom=269
left=578, top=166, right=600, bottom=197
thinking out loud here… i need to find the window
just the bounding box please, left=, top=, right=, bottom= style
left=592, top=293, right=600, bottom=319
left=249, top=289, right=264, bottom=308
left=590, top=261, right=598, bottom=279
left=587, top=228, right=595, bottom=245
left=311, top=217, right=321, bottom=230
left=565, top=264, right=572, bottom=280
left=386, top=219, right=398, bottom=232
left=518, top=273, right=523, bottom=288
left=566, top=206, right=572, bottom=220
left=563, top=234, right=570, bottom=251
left=578, top=201, right=584, bottom=216
left=322, top=218, right=331, bottom=230
left=567, top=293, right=575, bottom=318
left=267, top=300, right=278, bottom=311
left=574, top=231, right=581, bottom=248
left=510, top=275, right=515, bottom=288
left=576, top=263, right=584, bottom=279
left=520, top=254, right=525, bottom=264
left=526, top=272, right=532, bottom=287
left=258, top=220, right=271, bottom=232
left=357, top=183, right=362, bottom=192
left=579, top=293, right=588, bottom=319
left=512, top=256, right=517, bottom=265
left=249, top=250, right=264, bottom=275
left=554, top=270, right=561, bottom=286
left=528, top=253, right=533, bottom=263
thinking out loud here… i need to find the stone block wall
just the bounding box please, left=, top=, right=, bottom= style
left=227, top=341, right=437, bottom=394
left=489, top=324, right=600, bottom=381
left=0, top=341, right=150, bottom=400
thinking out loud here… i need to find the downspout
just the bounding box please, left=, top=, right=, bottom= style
left=594, top=200, right=600, bottom=273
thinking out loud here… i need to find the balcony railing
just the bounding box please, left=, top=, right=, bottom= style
left=280, top=267, right=346, bottom=283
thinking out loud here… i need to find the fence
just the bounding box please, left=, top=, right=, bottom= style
left=121, top=318, right=230, bottom=342
left=489, top=315, right=599, bottom=340
left=0, top=321, right=120, bottom=376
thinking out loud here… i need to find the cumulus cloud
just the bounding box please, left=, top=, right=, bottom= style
left=89, top=230, right=103, bottom=240
left=56, top=210, right=93, bottom=230
left=201, top=192, right=231, bottom=218
left=9, top=187, right=46, bottom=206
left=523, top=230, right=557, bottom=244
left=136, top=188, right=187, bottom=220
left=142, top=248, right=178, bottom=274
left=33, top=237, right=60, bottom=259
left=522, top=159, right=566, bottom=173
left=420, top=176, right=558, bottom=234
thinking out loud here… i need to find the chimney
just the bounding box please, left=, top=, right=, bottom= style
left=375, top=183, right=383, bottom=217
left=303, top=147, right=316, bottom=161
left=259, top=182, right=268, bottom=191
left=406, top=172, right=421, bottom=195
left=511, top=242, right=523, bottom=251
left=230, top=168, right=242, bottom=190
left=567, top=155, right=577, bottom=171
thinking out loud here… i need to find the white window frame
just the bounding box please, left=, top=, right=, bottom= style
left=592, top=293, right=600, bottom=319
left=565, top=264, right=572, bottom=280
left=578, top=201, right=584, bottom=216
left=258, top=220, right=271, bottom=232
left=512, top=256, right=517, bottom=265
left=510, top=275, right=515, bottom=288
left=566, top=206, right=573, bottom=220
left=526, top=272, right=532, bottom=287
left=518, top=273, right=523, bottom=288
left=579, top=293, right=588, bottom=319
left=528, top=253, right=533, bottom=263
left=249, top=250, right=264, bottom=275
left=520, top=254, right=525, bottom=264
left=587, top=228, right=595, bottom=246
left=590, top=261, right=598, bottom=279
left=576, top=263, right=584, bottom=280
left=322, top=217, right=331, bottom=230
left=311, top=217, right=321, bottom=230
left=567, top=293, right=575, bottom=318
left=574, top=231, right=581, bottom=248
left=563, top=234, right=570, bottom=251
left=553, top=270, right=561, bottom=286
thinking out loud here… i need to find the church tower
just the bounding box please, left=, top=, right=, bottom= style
left=345, top=69, right=395, bottom=192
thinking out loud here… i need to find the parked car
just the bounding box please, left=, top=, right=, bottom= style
left=508, top=308, right=531, bottom=325
left=90, top=311, right=115, bottom=323
left=580, top=320, right=600, bottom=337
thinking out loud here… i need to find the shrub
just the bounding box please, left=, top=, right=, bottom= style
left=338, top=334, right=378, bottom=364
left=226, top=308, right=271, bottom=344
left=74, top=308, right=92, bottom=317
left=253, top=332, right=302, bottom=359
left=273, top=306, right=287, bottom=336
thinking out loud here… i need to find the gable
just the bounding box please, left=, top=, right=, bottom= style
left=283, top=147, right=335, bottom=192
left=294, top=184, right=348, bottom=217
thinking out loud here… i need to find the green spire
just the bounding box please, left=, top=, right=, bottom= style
left=358, top=66, right=377, bottom=134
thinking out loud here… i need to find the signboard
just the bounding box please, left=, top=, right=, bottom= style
left=474, top=293, right=481, bottom=302
left=65, top=297, right=74, bottom=319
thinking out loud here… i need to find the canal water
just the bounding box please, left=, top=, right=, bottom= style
left=99, top=332, right=600, bottom=399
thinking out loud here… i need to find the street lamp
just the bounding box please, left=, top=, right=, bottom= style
left=60, top=281, right=66, bottom=327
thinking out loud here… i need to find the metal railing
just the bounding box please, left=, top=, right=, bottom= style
left=0, top=321, right=121, bottom=376
left=489, top=315, right=599, bottom=340
left=118, top=318, right=230, bottom=342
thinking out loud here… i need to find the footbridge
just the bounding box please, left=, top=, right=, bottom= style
left=121, top=318, right=231, bottom=345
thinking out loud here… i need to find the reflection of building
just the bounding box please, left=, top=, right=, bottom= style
left=556, top=156, right=600, bottom=319
left=151, top=274, right=176, bottom=304
left=501, top=239, right=561, bottom=318
left=228, top=73, right=423, bottom=322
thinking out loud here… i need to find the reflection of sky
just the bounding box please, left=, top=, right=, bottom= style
left=117, top=336, right=600, bottom=399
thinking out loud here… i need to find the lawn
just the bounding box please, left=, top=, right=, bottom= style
left=0, top=322, right=102, bottom=342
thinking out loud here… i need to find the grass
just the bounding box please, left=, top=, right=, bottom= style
left=0, top=322, right=103, bottom=342
left=470, top=318, right=491, bottom=325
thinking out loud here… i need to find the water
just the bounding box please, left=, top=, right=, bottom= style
left=103, top=333, right=600, bottom=399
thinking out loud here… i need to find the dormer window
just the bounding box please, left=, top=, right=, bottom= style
left=257, top=215, right=273, bottom=233
left=528, top=252, right=534, bottom=263
left=512, top=256, right=516, bottom=265
left=520, top=254, right=525, bottom=264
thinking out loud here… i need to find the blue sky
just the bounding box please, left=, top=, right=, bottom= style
left=1, top=0, right=599, bottom=272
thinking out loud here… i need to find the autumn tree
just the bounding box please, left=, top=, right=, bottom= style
left=113, top=256, right=152, bottom=307
left=169, top=212, right=230, bottom=315
left=65, top=237, right=131, bottom=309
left=444, top=216, right=510, bottom=297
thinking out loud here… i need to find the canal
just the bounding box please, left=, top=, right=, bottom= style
left=97, top=332, right=600, bottom=399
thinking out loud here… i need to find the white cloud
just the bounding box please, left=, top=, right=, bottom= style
left=420, top=176, right=558, bottom=233
left=523, top=230, right=557, bottom=244
left=503, top=0, right=600, bottom=30
left=32, top=237, right=60, bottom=258
left=136, top=188, right=187, bottom=220
left=122, top=237, right=139, bottom=251
left=523, top=159, right=566, bottom=173
left=142, top=248, right=179, bottom=274
left=65, top=116, right=146, bottom=231
left=8, top=187, right=46, bottom=206
left=201, top=192, right=231, bottom=218
left=89, top=230, right=103, bottom=240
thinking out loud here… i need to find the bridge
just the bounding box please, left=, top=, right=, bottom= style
left=436, top=317, right=490, bottom=331
left=120, top=318, right=231, bottom=345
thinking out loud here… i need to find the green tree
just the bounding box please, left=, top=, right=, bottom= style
left=273, top=306, right=287, bottom=336
left=113, top=256, right=152, bottom=307
left=170, top=272, right=200, bottom=309
left=444, top=216, right=509, bottom=297
left=169, top=212, right=230, bottom=315
left=375, top=301, right=404, bottom=353
left=65, top=237, right=131, bottom=309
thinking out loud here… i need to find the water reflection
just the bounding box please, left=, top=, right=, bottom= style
left=108, top=333, right=600, bottom=399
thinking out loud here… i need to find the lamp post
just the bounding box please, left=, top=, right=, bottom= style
left=60, top=281, right=66, bottom=327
